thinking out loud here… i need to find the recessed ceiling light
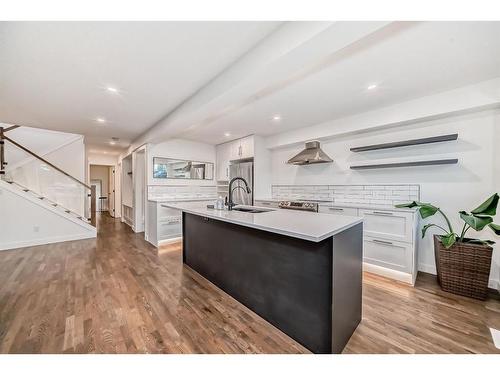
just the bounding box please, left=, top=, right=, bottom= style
left=106, top=86, right=119, bottom=93
left=272, top=114, right=282, bottom=121
left=109, top=141, right=116, bottom=145
left=96, top=117, right=106, bottom=123
left=367, top=84, right=378, bottom=90
left=224, top=132, right=231, bottom=137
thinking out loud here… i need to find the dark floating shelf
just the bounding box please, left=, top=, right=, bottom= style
left=350, top=158, right=458, bottom=170
left=350, top=133, right=458, bottom=152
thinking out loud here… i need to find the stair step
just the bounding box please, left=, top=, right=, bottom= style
left=4, top=180, right=93, bottom=227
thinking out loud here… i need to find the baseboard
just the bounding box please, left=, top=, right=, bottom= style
left=419, top=262, right=499, bottom=291
left=418, top=262, right=436, bottom=275
left=158, top=237, right=182, bottom=246
left=363, top=262, right=414, bottom=285
left=0, top=232, right=96, bottom=251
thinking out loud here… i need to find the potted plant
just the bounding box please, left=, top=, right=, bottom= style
left=396, top=193, right=500, bottom=300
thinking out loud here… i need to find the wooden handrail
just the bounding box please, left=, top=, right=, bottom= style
left=3, top=134, right=92, bottom=190
left=4, top=125, right=20, bottom=132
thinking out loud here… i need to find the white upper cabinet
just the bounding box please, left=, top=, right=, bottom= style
left=217, top=136, right=255, bottom=181
left=229, top=140, right=241, bottom=161
left=216, top=142, right=232, bottom=181
left=228, top=135, right=254, bottom=160
left=239, top=136, right=254, bottom=159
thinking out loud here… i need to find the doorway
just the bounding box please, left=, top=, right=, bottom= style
left=89, top=164, right=115, bottom=216
left=133, top=149, right=146, bottom=233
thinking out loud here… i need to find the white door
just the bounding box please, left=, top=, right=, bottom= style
left=90, top=180, right=102, bottom=212
left=108, top=167, right=115, bottom=217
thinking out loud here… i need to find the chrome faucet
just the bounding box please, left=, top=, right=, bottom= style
left=227, top=177, right=251, bottom=211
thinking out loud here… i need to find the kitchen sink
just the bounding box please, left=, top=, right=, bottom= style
left=232, top=207, right=272, bottom=213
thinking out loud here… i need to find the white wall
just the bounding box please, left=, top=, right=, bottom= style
left=0, top=181, right=96, bottom=251
left=269, top=110, right=500, bottom=289
left=148, top=139, right=216, bottom=186
left=87, top=152, right=119, bottom=166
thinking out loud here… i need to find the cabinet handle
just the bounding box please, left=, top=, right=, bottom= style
left=260, top=202, right=271, bottom=205
left=372, top=211, right=394, bottom=216
left=372, top=239, right=394, bottom=246
left=328, top=207, right=344, bottom=211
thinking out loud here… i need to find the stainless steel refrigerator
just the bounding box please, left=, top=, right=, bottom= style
left=229, top=160, right=254, bottom=206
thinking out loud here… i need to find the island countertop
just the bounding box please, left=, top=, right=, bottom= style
left=162, top=201, right=363, bottom=242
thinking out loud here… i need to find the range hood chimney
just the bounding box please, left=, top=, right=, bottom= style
left=287, top=141, right=333, bottom=165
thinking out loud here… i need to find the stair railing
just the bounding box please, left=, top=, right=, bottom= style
left=0, top=126, right=96, bottom=227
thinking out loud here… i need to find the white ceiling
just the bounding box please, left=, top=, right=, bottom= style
left=2, top=21, right=500, bottom=151
left=177, top=21, right=500, bottom=144
left=0, top=21, right=281, bottom=151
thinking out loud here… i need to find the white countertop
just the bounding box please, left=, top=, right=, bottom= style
left=162, top=202, right=363, bottom=242
left=255, top=197, right=418, bottom=213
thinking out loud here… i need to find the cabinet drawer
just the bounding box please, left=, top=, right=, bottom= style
left=359, top=209, right=413, bottom=243
left=363, top=237, right=412, bottom=273
left=318, top=206, right=358, bottom=216
left=158, top=220, right=182, bottom=239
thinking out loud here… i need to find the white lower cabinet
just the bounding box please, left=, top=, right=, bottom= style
left=318, top=205, right=358, bottom=216
left=148, top=200, right=217, bottom=247
left=359, top=209, right=414, bottom=243
left=363, top=236, right=412, bottom=273
left=320, top=205, right=418, bottom=284
left=147, top=201, right=182, bottom=247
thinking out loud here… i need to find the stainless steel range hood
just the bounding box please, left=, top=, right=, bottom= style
left=287, top=141, right=333, bottom=165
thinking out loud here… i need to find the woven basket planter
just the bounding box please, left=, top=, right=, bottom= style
left=433, top=235, right=493, bottom=300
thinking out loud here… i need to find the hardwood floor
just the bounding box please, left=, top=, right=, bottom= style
left=0, top=213, right=499, bottom=354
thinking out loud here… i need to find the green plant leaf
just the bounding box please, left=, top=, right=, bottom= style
left=440, top=233, right=456, bottom=248
left=395, top=201, right=438, bottom=218
left=460, top=211, right=493, bottom=231
left=418, top=204, right=439, bottom=219
left=395, top=201, right=421, bottom=208
left=421, top=223, right=447, bottom=238
left=422, top=224, right=432, bottom=238
left=470, top=193, right=499, bottom=216
left=489, top=223, right=500, bottom=235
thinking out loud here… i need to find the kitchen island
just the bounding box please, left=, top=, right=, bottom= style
left=162, top=202, right=363, bottom=354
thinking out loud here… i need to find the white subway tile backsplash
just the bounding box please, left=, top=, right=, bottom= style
left=272, top=184, right=420, bottom=206
left=148, top=185, right=217, bottom=201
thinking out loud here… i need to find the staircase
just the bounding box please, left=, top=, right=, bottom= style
left=0, top=124, right=97, bottom=251
left=2, top=179, right=93, bottom=225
